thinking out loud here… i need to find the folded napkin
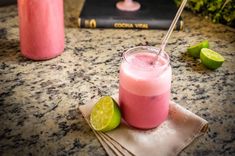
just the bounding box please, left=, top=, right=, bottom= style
left=79, top=98, right=208, bottom=156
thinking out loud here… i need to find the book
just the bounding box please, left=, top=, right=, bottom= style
left=0, top=0, right=16, bottom=6
left=78, top=0, right=184, bottom=30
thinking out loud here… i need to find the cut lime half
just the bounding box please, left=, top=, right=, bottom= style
left=90, top=96, right=121, bottom=132
left=200, top=48, right=225, bottom=70
left=187, top=40, right=209, bottom=58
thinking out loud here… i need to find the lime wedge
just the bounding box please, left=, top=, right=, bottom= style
left=187, top=40, right=209, bottom=58
left=200, top=48, right=225, bottom=70
left=90, top=96, right=121, bottom=132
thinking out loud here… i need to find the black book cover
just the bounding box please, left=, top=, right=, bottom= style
left=0, top=0, right=16, bottom=6
left=78, top=0, right=183, bottom=30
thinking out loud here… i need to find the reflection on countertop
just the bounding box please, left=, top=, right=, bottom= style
left=0, top=0, right=235, bottom=155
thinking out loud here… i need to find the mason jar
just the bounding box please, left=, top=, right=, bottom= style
left=119, top=46, right=172, bottom=129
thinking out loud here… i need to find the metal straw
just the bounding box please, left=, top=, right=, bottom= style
left=158, top=0, right=187, bottom=54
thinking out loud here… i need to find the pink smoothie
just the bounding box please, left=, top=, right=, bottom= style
left=119, top=48, right=171, bottom=129
left=18, top=0, right=64, bottom=60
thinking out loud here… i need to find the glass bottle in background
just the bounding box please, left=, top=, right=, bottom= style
left=119, top=46, right=172, bottom=129
left=17, top=0, right=64, bottom=60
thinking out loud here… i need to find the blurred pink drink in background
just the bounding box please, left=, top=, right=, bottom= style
left=116, top=0, right=141, bottom=11
left=18, top=0, right=64, bottom=60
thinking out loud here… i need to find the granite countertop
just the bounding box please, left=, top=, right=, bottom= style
left=0, top=0, right=235, bottom=155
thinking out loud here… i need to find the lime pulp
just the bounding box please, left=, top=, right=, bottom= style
left=90, top=96, right=121, bottom=132
left=200, top=48, right=225, bottom=70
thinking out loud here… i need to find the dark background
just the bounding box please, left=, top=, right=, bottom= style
left=0, top=0, right=16, bottom=6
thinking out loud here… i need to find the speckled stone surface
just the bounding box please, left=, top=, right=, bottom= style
left=0, top=0, right=235, bottom=155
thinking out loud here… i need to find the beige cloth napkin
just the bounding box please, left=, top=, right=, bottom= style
left=79, top=98, right=208, bottom=156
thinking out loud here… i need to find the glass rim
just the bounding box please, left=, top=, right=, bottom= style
left=123, top=46, right=170, bottom=71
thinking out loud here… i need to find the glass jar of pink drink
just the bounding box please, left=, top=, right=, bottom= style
left=119, top=46, right=172, bottom=129
left=18, top=0, right=64, bottom=60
